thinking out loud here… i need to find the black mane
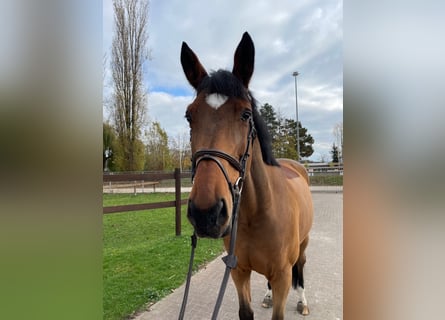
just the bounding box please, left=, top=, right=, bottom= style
left=197, top=70, right=279, bottom=167
left=251, top=98, right=280, bottom=167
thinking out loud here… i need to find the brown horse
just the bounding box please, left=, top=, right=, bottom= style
left=181, top=32, right=313, bottom=320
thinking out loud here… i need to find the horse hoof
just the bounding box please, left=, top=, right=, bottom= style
left=261, top=296, right=273, bottom=308
left=297, top=301, right=310, bottom=316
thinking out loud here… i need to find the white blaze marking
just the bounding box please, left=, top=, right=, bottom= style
left=205, top=93, right=228, bottom=109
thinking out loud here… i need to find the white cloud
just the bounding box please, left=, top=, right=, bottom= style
left=146, top=91, right=193, bottom=134
left=103, top=0, right=343, bottom=161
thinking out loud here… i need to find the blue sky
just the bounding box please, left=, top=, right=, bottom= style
left=103, top=0, right=343, bottom=161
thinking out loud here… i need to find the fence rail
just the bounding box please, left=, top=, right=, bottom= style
left=103, top=166, right=343, bottom=235
left=103, top=168, right=190, bottom=235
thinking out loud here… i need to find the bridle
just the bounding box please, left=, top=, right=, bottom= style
left=178, top=113, right=256, bottom=320
left=190, top=113, right=256, bottom=200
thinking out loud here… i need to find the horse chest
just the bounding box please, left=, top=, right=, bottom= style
left=233, top=220, right=296, bottom=273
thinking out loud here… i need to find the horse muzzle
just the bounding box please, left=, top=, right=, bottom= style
left=187, top=199, right=230, bottom=238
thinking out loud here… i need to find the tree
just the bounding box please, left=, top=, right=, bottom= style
left=282, top=118, right=314, bottom=159
left=110, top=0, right=149, bottom=171
left=113, top=137, right=145, bottom=171
left=170, top=132, right=192, bottom=171
left=273, top=113, right=299, bottom=159
left=144, top=121, right=170, bottom=171
left=282, top=119, right=298, bottom=159
left=331, top=143, right=339, bottom=163
left=258, top=103, right=314, bottom=160
left=333, top=122, right=343, bottom=163
left=259, top=103, right=279, bottom=143
left=320, top=153, right=329, bottom=163
left=298, top=123, right=315, bottom=159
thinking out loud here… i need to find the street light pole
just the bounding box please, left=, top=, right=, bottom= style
left=292, top=71, right=300, bottom=161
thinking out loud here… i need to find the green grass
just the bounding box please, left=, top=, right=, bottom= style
left=103, top=193, right=225, bottom=320
left=309, top=174, right=343, bottom=186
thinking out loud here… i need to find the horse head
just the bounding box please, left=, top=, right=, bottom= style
left=180, top=32, right=255, bottom=238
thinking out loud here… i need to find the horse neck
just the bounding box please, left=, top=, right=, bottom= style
left=240, top=139, right=273, bottom=216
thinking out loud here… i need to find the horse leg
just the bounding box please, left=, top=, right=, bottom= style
left=294, top=236, right=310, bottom=316
left=231, top=268, right=254, bottom=320
left=261, top=281, right=273, bottom=308
left=269, top=268, right=292, bottom=320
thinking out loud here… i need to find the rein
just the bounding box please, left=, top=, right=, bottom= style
left=178, top=117, right=256, bottom=320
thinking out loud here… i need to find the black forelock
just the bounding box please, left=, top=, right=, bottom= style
left=196, top=69, right=279, bottom=167
left=197, top=69, right=249, bottom=100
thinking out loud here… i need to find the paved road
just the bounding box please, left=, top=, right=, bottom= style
left=133, top=192, right=343, bottom=320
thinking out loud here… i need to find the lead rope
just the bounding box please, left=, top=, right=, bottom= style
left=178, top=117, right=254, bottom=320
left=211, top=178, right=243, bottom=320
left=177, top=179, right=242, bottom=320
left=178, top=233, right=197, bottom=320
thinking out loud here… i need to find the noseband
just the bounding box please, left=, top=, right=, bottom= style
left=179, top=115, right=256, bottom=320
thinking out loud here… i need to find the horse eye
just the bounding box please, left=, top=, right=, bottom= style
left=241, top=109, right=252, bottom=121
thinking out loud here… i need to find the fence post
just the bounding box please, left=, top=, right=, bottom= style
left=174, top=168, right=181, bottom=236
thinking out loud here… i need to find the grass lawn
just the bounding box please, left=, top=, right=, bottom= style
left=103, top=193, right=225, bottom=320
left=309, top=174, right=343, bottom=186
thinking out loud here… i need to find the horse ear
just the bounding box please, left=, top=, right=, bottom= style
left=232, top=32, right=255, bottom=88
left=181, top=42, right=208, bottom=90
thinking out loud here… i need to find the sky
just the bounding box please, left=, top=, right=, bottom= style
left=103, top=0, right=343, bottom=162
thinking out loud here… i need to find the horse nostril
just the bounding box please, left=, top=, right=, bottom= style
left=204, top=200, right=225, bottom=227
left=215, top=200, right=227, bottom=225
left=187, top=199, right=229, bottom=238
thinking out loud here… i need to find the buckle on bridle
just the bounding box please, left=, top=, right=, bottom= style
left=234, top=177, right=244, bottom=195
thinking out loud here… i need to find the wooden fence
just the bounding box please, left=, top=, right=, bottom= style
left=103, top=168, right=191, bottom=236
left=103, top=166, right=343, bottom=235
